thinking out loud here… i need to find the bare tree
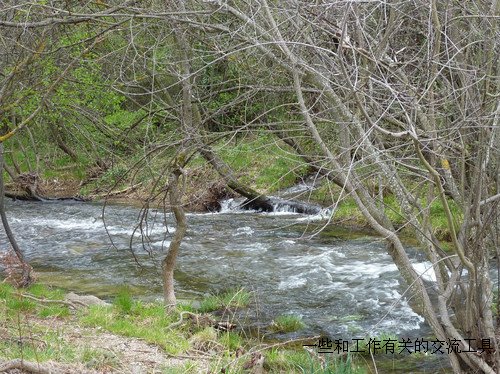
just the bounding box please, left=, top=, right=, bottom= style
left=157, top=0, right=499, bottom=372
left=0, top=143, right=34, bottom=286
left=0, top=0, right=135, bottom=279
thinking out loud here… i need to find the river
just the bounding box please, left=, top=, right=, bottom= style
left=1, top=199, right=455, bottom=372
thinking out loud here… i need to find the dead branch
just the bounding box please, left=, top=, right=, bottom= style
left=0, top=359, right=61, bottom=374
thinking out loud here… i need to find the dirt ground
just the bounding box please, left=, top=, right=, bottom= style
left=1, top=313, right=203, bottom=374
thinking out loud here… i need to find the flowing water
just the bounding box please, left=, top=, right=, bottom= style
left=2, top=199, right=435, bottom=335
left=2, top=199, right=457, bottom=372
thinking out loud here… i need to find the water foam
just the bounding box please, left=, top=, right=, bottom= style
left=412, top=262, right=437, bottom=282
left=278, top=274, right=307, bottom=289
left=233, top=226, right=254, bottom=236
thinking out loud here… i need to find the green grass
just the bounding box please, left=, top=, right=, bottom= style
left=0, top=320, right=119, bottom=370
left=218, top=134, right=308, bottom=192
left=334, top=198, right=365, bottom=223
left=0, top=282, right=15, bottom=299
left=113, top=287, right=133, bottom=314
left=38, top=304, right=70, bottom=318
left=27, top=283, right=65, bottom=300
left=264, top=349, right=364, bottom=373
left=219, top=331, right=243, bottom=351
left=220, top=288, right=252, bottom=308
left=199, top=295, right=222, bottom=313
left=6, top=297, right=37, bottom=312
left=270, top=314, right=305, bottom=333
left=0, top=332, right=78, bottom=363
left=198, top=288, right=252, bottom=313
left=4, top=138, right=88, bottom=182
left=0, top=283, right=367, bottom=373
left=309, top=180, right=461, bottom=242
left=0, top=283, right=68, bottom=316
left=78, top=303, right=190, bottom=355
left=428, top=199, right=461, bottom=241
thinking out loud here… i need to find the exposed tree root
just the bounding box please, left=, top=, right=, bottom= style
left=0, top=359, right=60, bottom=374
left=16, top=292, right=80, bottom=309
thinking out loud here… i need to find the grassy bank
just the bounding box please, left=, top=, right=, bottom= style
left=308, top=182, right=458, bottom=244
left=0, top=282, right=365, bottom=373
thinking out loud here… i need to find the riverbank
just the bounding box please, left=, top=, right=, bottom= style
left=5, top=168, right=455, bottom=246
left=0, top=282, right=364, bottom=373
left=4, top=132, right=456, bottom=243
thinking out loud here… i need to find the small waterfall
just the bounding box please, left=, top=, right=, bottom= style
left=270, top=197, right=323, bottom=214
left=218, top=197, right=247, bottom=213
left=218, top=196, right=324, bottom=215
left=218, top=179, right=325, bottom=215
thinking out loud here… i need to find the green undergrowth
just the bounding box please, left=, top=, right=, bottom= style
left=4, top=140, right=88, bottom=183
left=0, top=282, right=364, bottom=373
left=7, top=131, right=312, bottom=202
left=265, top=349, right=364, bottom=374
left=217, top=134, right=309, bottom=192
left=198, top=288, right=252, bottom=313
left=309, top=182, right=460, bottom=243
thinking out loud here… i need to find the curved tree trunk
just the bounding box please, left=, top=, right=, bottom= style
left=198, top=146, right=274, bottom=211
left=161, top=164, right=187, bottom=306
left=0, top=143, right=33, bottom=287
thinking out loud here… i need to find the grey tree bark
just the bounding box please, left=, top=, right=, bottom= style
left=173, top=1, right=500, bottom=372
left=0, top=143, right=33, bottom=287
left=162, top=160, right=187, bottom=306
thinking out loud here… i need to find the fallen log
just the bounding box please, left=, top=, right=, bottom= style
left=4, top=191, right=43, bottom=201
left=90, top=182, right=143, bottom=199
left=4, top=191, right=88, bottom=202
left=199, top=146, right=276, bottom=212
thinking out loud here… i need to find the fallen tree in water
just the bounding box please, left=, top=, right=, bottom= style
left=4, top=172, right=88, bottom=202
left=4, top=190, right=87, bottom=202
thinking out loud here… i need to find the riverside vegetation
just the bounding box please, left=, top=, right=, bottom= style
left=5, top=131, right=459, bottom=242
left=0, top=98, right=478, bottom=374
left=0, top=282, right=366, bottom=373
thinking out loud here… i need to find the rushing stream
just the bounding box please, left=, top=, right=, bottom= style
left=2, top=199, right=465, bottom=371
left=2, top=199, right=436, bottom=340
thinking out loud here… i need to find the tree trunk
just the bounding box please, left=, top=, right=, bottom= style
left=50, top=121, right=78, bottom=162
left=161, top=165, right=187, bottom=306
left=198, top=146, right=274, bottom=211
left=0, top=143, right=33, bottom=287
left=3, top=163, right=16, bottom=181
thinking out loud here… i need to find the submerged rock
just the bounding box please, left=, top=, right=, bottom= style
left=240, top=196, right=323, bottom=214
